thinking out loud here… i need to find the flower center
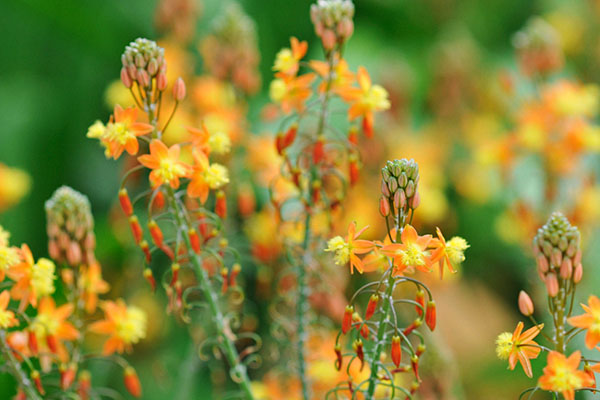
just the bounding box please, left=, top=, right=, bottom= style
left=31, top=258, right=56, bottom=297
left=401, top=243, right=425, bottom=266
left=495, top=332, right=513, bottom=360
left=204, top=164, right=229, bottom=189
left=116, top=306, right=147, bottom=345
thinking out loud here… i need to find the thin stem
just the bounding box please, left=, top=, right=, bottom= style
left=0, top=330, right=42, bottom=400
left=166, top=187, right=255, bottom=400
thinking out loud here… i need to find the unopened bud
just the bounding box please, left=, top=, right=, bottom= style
left=518, top=290, right=534, bottom=316
left=173, top=77, right=186, bottom=101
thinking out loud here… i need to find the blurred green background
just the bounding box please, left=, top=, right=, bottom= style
left=1, top=0, right=598, bottom=398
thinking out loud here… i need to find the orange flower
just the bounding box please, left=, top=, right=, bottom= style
left=361, top=229, right=395, bottom=273
left=101, top=105, right=153, bottom=159
left=0, top=290, right=18, bottom=329
left=78, top=262, right=110, bottom=314
left=430, top=228, right=469, bottom=278
left=89, top=299, right=147, bottom=355
left=495, top=322, right=543, bottom=378
left=273, top=37, right=308, bottom=77
left=325, top=222, right=373, bottom=274
left=138, top=140, right=192, bottom=189
left=30, top=297, right=79, bottom=361
left=186, top=125, right=210, bottom=154
left=338, top=66, right=390, bottom=137
left=381, top=225, right=433, bottom=274
left=568, top=295, right=600, bottom=349
left=269, top=73, right=316, bottom=114
left=8, top=245, right=56, bottom=310
left=310, top=57, right=355, bottom=93
left=187, top=149, right=229, bottom=203
left=539, top=351, right=594, bottom=400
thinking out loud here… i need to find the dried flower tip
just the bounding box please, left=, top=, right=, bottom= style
left=518, top=290, right=534, bottom=316
left=334, top=343, right=343, bottom=371
left=353, top=338, right=364, bottom=370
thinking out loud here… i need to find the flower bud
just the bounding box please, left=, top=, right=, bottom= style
left=31, top=370, right=45, bottom=395
left=143, top=268, right=156, bottom=291
left=215, top=190, right=227, bottom=219
left=415, top=290, right=425, bottom=316
left=365, top=294, right=379, bottom=320
left=379, top=196, right=390, bottom=217
left=140, top=240, right=151, bottom=263
left=391, top=335, right=402, bottom=367
left=129, top=216, right=143, bottom=244
left=157, top=72, right=167, bottom=91
left=518, top=290, right=534, bottom=316
left=118, top=188, right=134, bottom=216
left=188, top=228, right=201, bottom=254
left=545, top=272, right=559, bottom=297
left=334, top=343, right=343, bottom=371
left=173, top=77, right=186, bottom=101
left=342, top=305, right=354, bottom=334
left=120, top=67, right=132, bottom=88
left=559, top=258, right=573, bottom=280
left=574, top=263, right=583, bottom=283
left=124, top=366, right=142, bottom=398
left=425, top=300, right=436, bottom=331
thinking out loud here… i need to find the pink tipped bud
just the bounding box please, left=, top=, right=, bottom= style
left=518, top=290, right=534, bottom=316
left=137, top=69, right=150, bottom=88
left=410, top=191, right=421, bottom=209
left=157, top=72, right=167, bottom=91
left=120, top=67, right=132, bottom=88
left=560, top=258, right=573, bottom=280
left=173, top=77, right=186, bottom=101
left=574, top=263, right=583, bottom=283
left=551, top=249, right=562, bottom=268
left=545, top=273, right=559, bottom=297
left=379, top=197, right=390, bottom=217
left=536, top=254, right=549, bottom=273
left=321, top=29, right=337, bottom=51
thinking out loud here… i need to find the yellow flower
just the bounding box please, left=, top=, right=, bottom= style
left=326, top=236, right=350, bottom=265
left=204, top=164, right=229, bottom=189
left=446, top=237, right=469, bottom=265
left=0, top=291, right=17, bottom=329
left=0, top=246, right=20, bottom=273
left=30, top=258, right=56, bottom=298
left=273, top=48, right=295, bottom=73
left=86, top=120, right=106, bottom=139
left=0, top=226, right=9, bottom=247
left=118, top=306, right=147, bottom=345
left=495, top=332, right=513, bottom=360
left=89, top=300, right=147, bottom=355
left=208, top=131, right=232, bottom=155
left=269, top=79, right=287, bottom=102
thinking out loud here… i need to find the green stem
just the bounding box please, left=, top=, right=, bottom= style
left=365, top=270, right=396, bottom=399
left=297, top=212, right=311, bottom=400
left=166, top=188, right=255, bottom=400
left=554, top=288, right=567, bottom=354
left=0, top=331, right=42, bottom=400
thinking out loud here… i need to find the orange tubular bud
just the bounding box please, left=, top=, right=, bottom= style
left=311, top=180, right=321, bottom=204
left=404, top=318, right=422, bottom=336
left=46, top=334, right=58, bottom=353
left=170, top=263, right=180, bottom=287
left=173, top=77, right=186, bottom=101
left=14, top=389, right=26, bottom=400
left=140, top=240, right=152, bottom=264
left=118, top=188, right=133, bottom=216
left=60, top=363, right=76, bottom=390
left=283, top=123, right=297, bottom=149
left=221, top=267, right=229, bottom=294
left=124, top=366, right=142, bottom=398
left=334, top=343, right=343, bottom=371
left=313, top=136, right=325, bottom=164
left=275, top=132, right=284, bottom=155
left=31, top=370, right=45, bottom=395
left=349, top=159, right=359, bottom=186
left=215, top=190, right=227, bottom=219
left=78, top=371, right=91, bottom=400
left=148, top=220, right=163, bottom=247
left=415, top=290, right=425, bottom=316
left=416, top=343, right=426, bottom=357
left=229, top=263, right=241, bottom=287
left=425, top=300, right=436, bottom=331
left=362, top=116, right=373, bottom=138
left=518, top=290, right=534, bottom=317
left=188, top=228, right=201, bottom=254
left=348, top=126, right=358, bottom=145
left=129, top=215, right=143, bottom=244
left=237, top=184, right=256, bottom=217
left=152, top=191, right=165, bottom=211
left=342, top=305, right=354, bottom=334
left=391, top=335, right=402, bottom=367
left=143, top=268, right=156, bottom=291
left=545, top=272, right=559, bottom=297
left=28, top=330, right=38, bottom=355
left=365, top=294, right=379, bottom=320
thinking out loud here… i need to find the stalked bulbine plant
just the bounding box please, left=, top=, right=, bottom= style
left=496, top=212, right=600, bottom=399
left=267, top=0, right=391, bottom=398
left=326, top=159, right=469, bottom=399
left=87, top=38, right=258, bottom=399
left=0, top=186, right=144, bottom=399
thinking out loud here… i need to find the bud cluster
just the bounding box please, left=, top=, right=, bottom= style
left=379, top=159, right=420, bottom=218
left=533, top=212, right=582, bottom=296
left=310, top=0, right=355, bottom=51
left=121, top=38, right=167, bottom=89
left=45, top=186, right=96, bottom=266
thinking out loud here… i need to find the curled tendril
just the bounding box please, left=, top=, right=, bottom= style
left=197, top=337, right=221, bottom=362
left=229, top=364, right=248, bottom=384
left=227, top=285, right=245, bottom=306
left=226, top=313, right=242, bottom=332
left=236, top=332, right=263, bottom=362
